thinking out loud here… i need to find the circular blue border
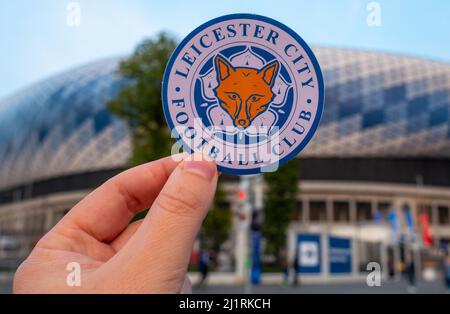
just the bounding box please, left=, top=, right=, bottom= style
left=162, top=13, right=325, bottom=175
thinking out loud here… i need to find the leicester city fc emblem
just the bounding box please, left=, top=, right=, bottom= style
left=162, top=14, right=324, bottom=174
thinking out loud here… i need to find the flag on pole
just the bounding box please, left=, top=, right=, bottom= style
left=402, top=204, right=415, bottom=233
left=388, top=211, right=400, bottom=234
left=419, top=212, right=433, bottom=247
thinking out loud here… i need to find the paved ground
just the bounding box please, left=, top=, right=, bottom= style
left=0, top=280, right=11, bottom=294
left=1, top=276, right=449, bottom=294
left=193, top=281, right=449, bottom=294
left=0, top=284, right=10, bottom=294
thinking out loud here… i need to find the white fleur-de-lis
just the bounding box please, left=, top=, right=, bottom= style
left=199, top=70, right=218, bottom=101
left=229, top=48, right=265, bottom=68
left=271, top=76, right=292, bottom=107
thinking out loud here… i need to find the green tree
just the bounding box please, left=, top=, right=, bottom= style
left=263, top=159, right=300, bottom=263
left=202, top=182, right=232, bottom=253
left=107, top=32, right=178, bottom=165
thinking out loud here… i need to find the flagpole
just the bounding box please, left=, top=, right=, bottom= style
left=415, top=174, right=424, bottom=282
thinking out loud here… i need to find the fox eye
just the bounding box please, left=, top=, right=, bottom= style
left=250, top=96, right=261, bottom=102
left=228, top=94, right=238, bottom=100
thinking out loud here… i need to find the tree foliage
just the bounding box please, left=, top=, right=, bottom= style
left=202, top=182, right=232, bottom=252
left=263, top=159, right=300, bottom=258
left=107, top=32, right=178, bottom=165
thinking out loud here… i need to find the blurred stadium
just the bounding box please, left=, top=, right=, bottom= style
left=1, top=47, right=450, bottom=287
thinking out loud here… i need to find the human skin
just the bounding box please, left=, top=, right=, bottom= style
left=13, top=152, right=218, bottom=293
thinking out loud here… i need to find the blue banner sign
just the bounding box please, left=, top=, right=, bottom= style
left=329, top=236, right=352, bottom=274
left=296, top=234, right=321, bottom=274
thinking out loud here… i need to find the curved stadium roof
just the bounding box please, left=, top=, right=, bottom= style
left=1, top=48, right=450, bottom=190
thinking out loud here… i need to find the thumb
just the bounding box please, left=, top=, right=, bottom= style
left=100, top=153, right=218, bottom=293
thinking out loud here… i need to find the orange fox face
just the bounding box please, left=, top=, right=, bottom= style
left=213, top=54, right=279, bottom=129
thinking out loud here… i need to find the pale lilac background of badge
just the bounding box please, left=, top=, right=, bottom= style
left=166, top=18, right=320, bottom=169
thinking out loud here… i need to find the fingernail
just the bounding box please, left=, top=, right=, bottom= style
left=170, top=152, right=189, bottom=163
left=183, top=153, right=216, bottom=180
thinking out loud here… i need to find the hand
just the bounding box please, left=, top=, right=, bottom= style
left=13, top=153, right=218, bottom=293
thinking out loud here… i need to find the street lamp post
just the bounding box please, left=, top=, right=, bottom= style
left=235, top=174, right=263, bottom=293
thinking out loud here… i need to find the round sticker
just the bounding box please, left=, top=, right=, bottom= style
left=162, top=14, right=324, bottom=174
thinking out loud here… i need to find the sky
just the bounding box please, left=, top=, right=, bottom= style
left=1, top=0, right=450, bottom=99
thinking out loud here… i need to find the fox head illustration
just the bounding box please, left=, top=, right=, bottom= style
left=213, top=54, right=280, bottom=129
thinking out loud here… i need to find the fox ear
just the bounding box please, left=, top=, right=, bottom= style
left=260, top=60, right=279, bottom=86
left=215, top=54, right=234, bottom=81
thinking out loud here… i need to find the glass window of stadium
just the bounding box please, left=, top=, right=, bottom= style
left=438, top=205, right=450, bottom=225
left=294, top=201, right=303, bottom=221
left=356, top=202, right=372, bottom=222
left=333, top=201, right=350, bottom=222
left=358, top=241, right=382, bottom=273
left=309, top=201, right=327, bottom=222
